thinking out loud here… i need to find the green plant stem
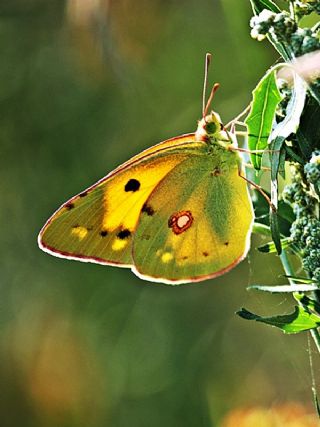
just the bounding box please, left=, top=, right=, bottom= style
left=280, top=250, right=320, bottom=353
left=289, top=0, right=297, bottom=23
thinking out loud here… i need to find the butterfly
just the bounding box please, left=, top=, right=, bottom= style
left=38, top=55, right=254, bottom=285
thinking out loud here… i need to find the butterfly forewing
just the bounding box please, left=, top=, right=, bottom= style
left=39, top=136, right=204, bottom=267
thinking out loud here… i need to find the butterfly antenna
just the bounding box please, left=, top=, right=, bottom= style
left=203, top=83, right=220, bottom=117
left=202, top=53, right=212, bottom=118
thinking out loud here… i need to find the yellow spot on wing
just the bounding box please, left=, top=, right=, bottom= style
left=161, top=252, right=173, bottom=263
left=112, top=238, right=129, bottom=251
left=71, top=226, right=88, bottom=240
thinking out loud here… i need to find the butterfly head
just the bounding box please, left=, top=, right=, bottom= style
left=195, top=111, right=230, bottom=144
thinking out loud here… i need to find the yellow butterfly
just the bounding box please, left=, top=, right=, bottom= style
left=38, top=55, right=254, bottom=285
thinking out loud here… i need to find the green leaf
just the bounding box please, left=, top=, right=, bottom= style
left=245, top=68, right=283, bottom=169
left=249, top=0, right=281, bottom=14
left=269, top=140, right=286, bottom=255
left=269, top=209, right=282, bottom=254
left=284, top=145, right=304, bottom=164
left=270, top=72, right=307, bottom=144
left=309, top=83, right=320, bottom=106
left=269, top=140, right=282, bottom=254
left=277, top=200, right=295, bottom=225
left=284, top=275, right=316, bottom=284
left=253, top=197, right=294, bottom=238
left=295, top=294, right=320, bottom=316
left=269, top=138, right=283, bottom=244
left=237, top=306, right=320, bottom=334
left=258, top=237, right=292, bottom=253
left=268, top=73, right=306, bottom=254
left=297, top=97, right=320, bottom=160
left=248, top=284, right=319, bottom=293
left=252, top=222, right=271, bottom=236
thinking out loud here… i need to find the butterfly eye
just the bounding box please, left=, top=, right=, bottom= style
left=204, top=121, right=217, bottom=135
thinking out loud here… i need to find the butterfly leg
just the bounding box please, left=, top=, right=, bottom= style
left=223, top=126, right=280, bottom=156
left=231, top=146, right=280, bottom=155
left=225, top=104, right=251, bottom=129
left=237, top=166, right=276, bottom=212
left=243, top=163, right=271, bottom=171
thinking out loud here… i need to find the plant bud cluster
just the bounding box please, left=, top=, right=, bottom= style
left=250, top=6, right=320, bottom=56
left=290, top=0, right=320, bottom=17
left=283, top=158, right=320, bottom=283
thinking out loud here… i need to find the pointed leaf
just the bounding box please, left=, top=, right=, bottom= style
left=297, top=97, right=320, bottom=159
left=269, top=137, right=285, bottom=252
left=252, top=222, right=271, bottom=236
left=270, top=209, right=282, bottom=254
left=245, top=68, right=283, bottom=169
left=284, top=275, right=316, bottom=284
left=258, top=237, right=292, bottom=253
left=270, top=72, right=307, bottom=143
left=237, top=306, right=320, bottom=334
left=248, top=284, right=319, bottom=293
left=269, top=138, right=283, bottom=243
left=278, top=199, right=295, bottom=224
left=295, top=294, right=320, bottom=316
left=268, top=73, right=307, bottom=254
left=249, top=0, right=281, bottom=14
left=284, top=145, right=304, bottom=164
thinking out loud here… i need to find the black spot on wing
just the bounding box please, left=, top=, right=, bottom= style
left=65, top=202, right=75, bottom=210
left=100, top=230, right=108, bottom=237
left=117, top=229, right=131, bottom=239
left=125, top=179, right=140, bottom=192
left=79, top=191, right=88, bottom=198
left=203, top=251, right=209, bottom=257
left=211, top=167, right=221, bottom=177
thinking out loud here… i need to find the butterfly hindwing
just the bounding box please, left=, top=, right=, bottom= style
left=39, top=135, right=205, bottom=267
left=132, top=149, right=254, bottom=284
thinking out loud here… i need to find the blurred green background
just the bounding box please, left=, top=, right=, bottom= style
left=1, top=1, right=317, bottom=426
